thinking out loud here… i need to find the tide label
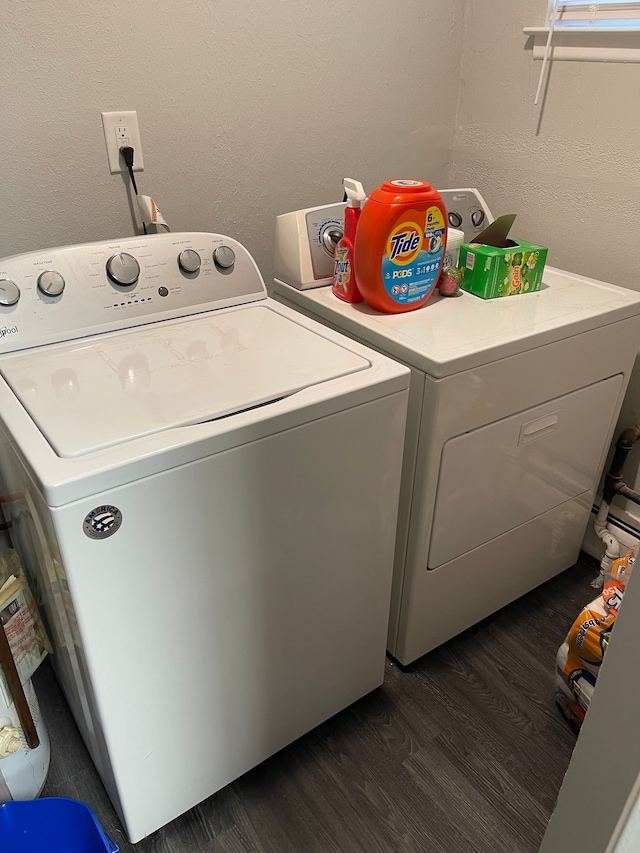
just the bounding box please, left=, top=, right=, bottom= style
left=382, top=206, right=445, bottom=305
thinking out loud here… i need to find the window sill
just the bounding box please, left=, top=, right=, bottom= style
left=523, top=26, right=640, bottom=62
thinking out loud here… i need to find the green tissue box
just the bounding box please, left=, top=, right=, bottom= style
left=459, top=214, right=548, bottom=299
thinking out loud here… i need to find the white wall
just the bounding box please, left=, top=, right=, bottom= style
left=614, top=788, right=640, bottom=853
left=450, top=0, right=640, bottom=533
left=0, top=0, right=464, bottom=278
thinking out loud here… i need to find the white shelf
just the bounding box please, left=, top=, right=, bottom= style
left=524, top=26, right=640, bottom=61
left=525, top=26, right=640, bottom=33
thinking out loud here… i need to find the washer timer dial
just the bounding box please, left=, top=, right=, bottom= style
left=106, top=252, right=140, bottom=286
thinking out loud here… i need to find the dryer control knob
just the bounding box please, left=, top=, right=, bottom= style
left=322, top=226, right=342, bottom=256
left=0, top=280, right=20, bottom=306
left=106, top=252, right=140, bottom=286
left=38, top=270, right=65, bottom=297
left=178, top=249, right=201, bottom=274
left=471, top=209, right=485, bottom=228
left=213, top=245, right=235, bottom=270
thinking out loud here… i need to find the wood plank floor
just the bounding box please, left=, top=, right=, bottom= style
left=34, top=554, right=597, bottom=853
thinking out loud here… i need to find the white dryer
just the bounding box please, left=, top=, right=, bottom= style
left=0, top=233, right=409, bottom=841
left=273, top=203, right=640, bottom=666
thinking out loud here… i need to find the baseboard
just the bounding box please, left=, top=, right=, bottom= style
left=582, top=502, right=640, bottom=562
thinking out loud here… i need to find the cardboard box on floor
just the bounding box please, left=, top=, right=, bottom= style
left=459, top=214, right=548, bottom=299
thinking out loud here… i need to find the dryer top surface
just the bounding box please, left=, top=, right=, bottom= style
left=274, top=266, right=640, bottom=377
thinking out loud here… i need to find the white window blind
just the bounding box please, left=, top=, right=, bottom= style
left=549, top=1, right=640, bottom=28
left=525, top=1, right=640, bottom=65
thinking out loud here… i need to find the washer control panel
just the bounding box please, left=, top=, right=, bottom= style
left=0, top=232, right=265, bottom=353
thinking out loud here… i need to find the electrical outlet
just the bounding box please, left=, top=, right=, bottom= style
left=101, top=110, right=144, bottom=175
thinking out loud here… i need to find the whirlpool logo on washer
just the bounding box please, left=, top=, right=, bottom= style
left=83, top=505, right=123, bottom=540
left=0, top=326, right=18, bottom=337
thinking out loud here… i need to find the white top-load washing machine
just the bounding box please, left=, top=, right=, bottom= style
left=0, top=233, right=409, bottom=841
left=273, top=191, right=640, bottom=666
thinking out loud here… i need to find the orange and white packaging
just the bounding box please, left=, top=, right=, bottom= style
left=555, top=548, right=634, bottom=726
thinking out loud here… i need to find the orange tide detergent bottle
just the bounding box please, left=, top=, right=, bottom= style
left=354, top=179, right=447, bottom=313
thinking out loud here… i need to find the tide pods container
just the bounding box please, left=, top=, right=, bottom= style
left=354, top=180, right=447, bottom=313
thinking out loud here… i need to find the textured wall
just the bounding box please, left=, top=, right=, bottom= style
left=451, top=0, right=640, bottom=530
left=451, top=0, right=640, bottom=291
left=0, top=0, right=464, bottom=277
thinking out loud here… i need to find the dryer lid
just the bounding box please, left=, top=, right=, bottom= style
left=0, top=304, right=370, bottom=458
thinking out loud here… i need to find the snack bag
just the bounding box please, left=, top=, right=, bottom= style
left=556, top=596, right=611, bottom=726
left=557, top=547, right=635, bottom=727
left=603, top=548, right=635, bottom=617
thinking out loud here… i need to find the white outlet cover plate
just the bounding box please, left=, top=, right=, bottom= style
left=101, top=110, right=144, bottom=175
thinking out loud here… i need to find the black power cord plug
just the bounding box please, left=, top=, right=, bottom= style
left=119, top=145, right=138, bottom=194
left=119, top=146, right=147, bottom=234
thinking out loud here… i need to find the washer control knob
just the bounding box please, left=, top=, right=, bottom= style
left=106, top=252, right=140, bottom=286
left=178, top=249, right=201, bottom=274
left=0, top=280, right=20, bottom=306
left=471, top=209, right=485, bottom=228
left=37, top=270, right=65, bottom=297
left=213, top=245, right=236, bottom=270
left=448, top=211, right=462, bottom=229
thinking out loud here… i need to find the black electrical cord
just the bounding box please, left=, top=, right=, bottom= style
left=119, top=145, right=138, bottom=193
left=119, top=145, right=147, bottom=233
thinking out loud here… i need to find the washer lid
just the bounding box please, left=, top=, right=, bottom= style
left=0, top=304, right=370, bottom=458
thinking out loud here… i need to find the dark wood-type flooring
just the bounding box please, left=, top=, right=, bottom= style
left=34, top=554, right=598, bottom=853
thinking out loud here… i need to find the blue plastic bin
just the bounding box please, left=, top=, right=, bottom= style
left=0, top=797, right=119, bottom=852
